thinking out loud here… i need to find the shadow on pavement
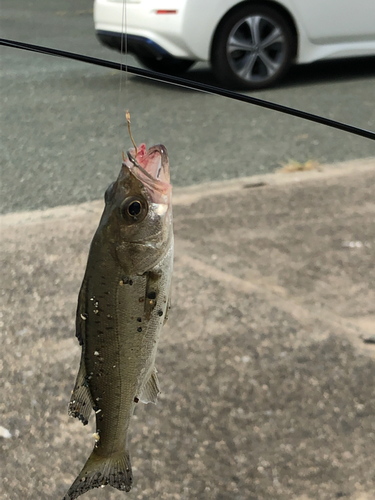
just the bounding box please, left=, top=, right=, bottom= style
left=131, top=56, right=375, bottom=93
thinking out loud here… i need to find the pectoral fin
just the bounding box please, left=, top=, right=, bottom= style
left=139, top=369, right=160, bottom=404
left=68, top=354, right=94, bottom=425
left=164, top=294, right=171, bottom=324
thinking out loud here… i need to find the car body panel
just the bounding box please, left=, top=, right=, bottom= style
left=289, top=0, right=375, bottom=44
left=94, top=0, right=375, bottom=63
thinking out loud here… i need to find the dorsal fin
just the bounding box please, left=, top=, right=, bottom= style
left=76, top=279, right=89, bottom=346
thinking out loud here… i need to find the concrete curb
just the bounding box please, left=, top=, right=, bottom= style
left=1, top=157, right=374, bottom=227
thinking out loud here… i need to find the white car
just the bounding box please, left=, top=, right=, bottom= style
left=94, top=0, right=375, bottom=89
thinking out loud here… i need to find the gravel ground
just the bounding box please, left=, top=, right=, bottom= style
left=1, top=160, right=375, bottom=500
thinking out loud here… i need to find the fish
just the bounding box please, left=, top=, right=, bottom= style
left=63, top=143, right=174, bottom=499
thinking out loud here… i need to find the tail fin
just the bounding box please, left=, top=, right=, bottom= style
left=63, top=448, right=132, bottom=499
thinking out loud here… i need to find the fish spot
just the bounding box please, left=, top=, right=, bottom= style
left=158, top=310, right=163, bottom=316
left=137, top=317, right=142, bottom=322
left=137, top=327, right=142, bottom=333
left=134, top=397, right=139, bottom=403
left=120, top=276, right=133, bottom=286
left=76, top=414, right=88, bottom=425
left=147, top=291, right=156, bottom=300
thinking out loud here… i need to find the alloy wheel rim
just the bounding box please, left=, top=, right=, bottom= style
left=226, top=14, right=286, bottom=83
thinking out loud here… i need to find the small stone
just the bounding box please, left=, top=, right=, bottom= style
left=0, top=426, right=12, bottom=439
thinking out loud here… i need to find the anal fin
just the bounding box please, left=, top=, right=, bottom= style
left=139, top=368, right=160, bottom=404
left=68, top=354, right=94, bottom=425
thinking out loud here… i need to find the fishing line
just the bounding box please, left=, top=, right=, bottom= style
left=119, top=0, right=126, bottom=107
left=118, top=0, right=129, bottom=151
left=1, top=37, right=375, bottom=142
left=120, top=0, right=136, bottom=156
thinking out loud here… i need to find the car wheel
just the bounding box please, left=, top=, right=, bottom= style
left=211, top=4, right=295, bottom=90
left=137, top=56, right=195, bottom=75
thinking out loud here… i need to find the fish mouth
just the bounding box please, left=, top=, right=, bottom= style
left=124, top=144, right=171, bottom=200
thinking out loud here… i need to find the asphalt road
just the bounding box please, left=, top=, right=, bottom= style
left=1, top=0, right=375, bottom=215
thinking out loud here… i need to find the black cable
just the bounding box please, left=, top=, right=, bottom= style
left=1, top=37, right=375, bottom=141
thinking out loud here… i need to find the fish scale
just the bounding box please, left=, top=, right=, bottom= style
left=84, top=256, right=171, bottom=454
left=64, top=144, right=173, bottom=499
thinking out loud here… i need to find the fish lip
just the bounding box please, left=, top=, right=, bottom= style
left=125, top=144, right=171, bottom=195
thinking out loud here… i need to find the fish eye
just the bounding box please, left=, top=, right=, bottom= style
left=128, top=200, right=142, bottom=217
left=120, top=196, right=147, bottom=224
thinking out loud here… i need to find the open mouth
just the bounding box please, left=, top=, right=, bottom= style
left=126, top=144, right=171, bottom=189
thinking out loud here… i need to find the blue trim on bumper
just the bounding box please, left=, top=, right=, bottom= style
left=96, top=31, right=171, bottom=58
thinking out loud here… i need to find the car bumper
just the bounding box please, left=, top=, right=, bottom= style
left=94, top=0, right=200, bottom=60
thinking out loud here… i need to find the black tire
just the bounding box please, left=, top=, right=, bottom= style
left=137, top=56, right=195, bottom=75
left=211, top=4, right=295, bottom=90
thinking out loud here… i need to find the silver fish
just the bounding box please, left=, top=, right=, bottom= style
left=63, top=144, right=173, bottom=499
